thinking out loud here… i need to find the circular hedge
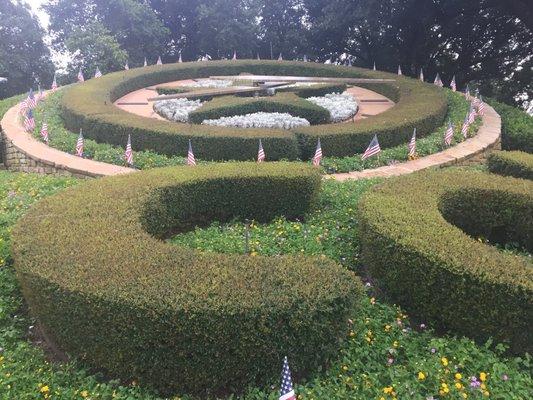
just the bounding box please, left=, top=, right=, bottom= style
left=60, top=60, right=447, bottom=161
left=488, top=150, right=533, bottom=180
left=358, top=169, right=533, bottom=353
left=12, top=162, right=362, bottom=396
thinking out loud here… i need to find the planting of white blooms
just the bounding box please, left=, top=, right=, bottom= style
left=307, top=93, right=358, bottom=122
left=202, top=112, right=310, bottom=129
left=187, top=79, right=233, bottom=88
left=153, top=98, right=203, bottom=122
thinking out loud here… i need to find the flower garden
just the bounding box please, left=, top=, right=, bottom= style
left=0, top=60, right=532, bottom=399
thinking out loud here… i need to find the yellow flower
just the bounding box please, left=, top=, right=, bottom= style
left=479, top=372, right=487, bottom=382
left=455, top=382, right=463, bottom=390
left=250, top=251, right=258, bottom=257
left=483, top=390, right=490, bottom=397
left=349, top=330, right=355, bottom=337
left=81, top=391, right=89, bottom=398
left=384, top=325, right=391, bottom=332
left=40, top=385, right=50, bottom=393
left=441, top=357, right=449, bottom=366
left=342, top=365, right=348, bottom=371
left=455, top=373, right=462, bottom=380
left=461, top=393, right=468, bottom=399
left=383, top=386, right=393, bottom=394
left=418, top=372, right=426, bottom=380
left=393, top=341, right=399, bottom=348
left=480, top=383, right=487, bottom=390
left=370, top=297, right=376, bottom=305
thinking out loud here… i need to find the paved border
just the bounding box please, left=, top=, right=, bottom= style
left=0, top=92, right=134, bottom=178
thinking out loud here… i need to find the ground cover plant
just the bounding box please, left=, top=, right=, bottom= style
left=0, top=170, right=531, bottom=398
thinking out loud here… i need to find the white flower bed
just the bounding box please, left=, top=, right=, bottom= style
left=188, top=79, right=233, bottom=88
left=202, top=112, right=310, bottom=129
left=153, top=98, right=203, bottom=122
left=307, top=93, right=358, bottom=122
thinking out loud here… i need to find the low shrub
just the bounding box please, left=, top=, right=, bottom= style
left=59, top=60, right=447, bottom=160
left=487, top=99, right=533, bottom=153
left=285, top=83, right=348, bottom=98
left=358, top=169, right=533, bottom=354
left=488, top=150, right=533, bottom=180
left=12, top=162, right=362, bottom=396
left=188, top=93, right=330, bottom=125
left=155, top=86, right=190, bottom=95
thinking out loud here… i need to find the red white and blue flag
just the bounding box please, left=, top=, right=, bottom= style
left=419, top=68, right=424, bottom=82
left=178, top=52, right=183, bottom=63
left=362, top=135, right=381, bottom=160
left=465, top=84, right=470, bottom=100
left=40, top=121, right=49, bottom=143
left=408, top=128, right=416, bottom=158
left=278, top=53, right=283, bottom=61
left=27, top=89, right=37, bottom=109
left=157, top=56, right=163, bottom=65
left=78, top=68, right=84, bottom=82
left=461, top=113, right=469, bottom=138
left=19, top=98, right=28, bottom=115
left=434, top=73, right=443, bottom=87
left=187, top=139, right=196, bottom=166
left=232, top=50, right=237, bottom=60
left=444, top=120, right=454, bottom=146
left=23, top=109, right=35, bottom=132
left=373, top=61, right=376, bottom=71
left=477, top=95, right=485, bottom=115
left=257, top=139, right=266, bottom=163
left=143, top=57, right=148, bottom=67
left=450, top=75, right=456, bottom=92
left=124, top=63, right=129, bottom=70
left=76, top=130, right=84, bottom=157
left=312, top=138, right=322, bottom=166
left=51, top=74, right=58, bottom=90
left=124, top=134, right=133, bottom=166
left=468, top=104, right=476, bottom=124
left=279, top=356, right=296, bottom=400
left=398, top=65, right=402, bottom=75
left=94, top=67, right=102, bottom=78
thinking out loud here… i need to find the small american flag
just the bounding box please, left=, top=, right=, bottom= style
left=51, top=75, right=58, bottom=90
left=23, top=110, right=35, bottom=132
left=37, top=86, right=44, bottom=102
left=19, top=99, right=28, bottom=115
left=232, top=50, right=237, bottom=60
left=444, top=120, right=454, bottom=146
left=124, top=134, right=133, bottom=166
left=303, top=55, right=308, bottom=62
left=468, top=104, right=476, bottom=124
left=27, top=89, right=37, bottom=109
left=362, top=135, right=381, bottom=160
left=465, top=84, right=470, bottom=100
left=178, top=52, right=183, bottom=63
left=278, top=53, right=283, bottom=61
left=279, top=356, right=296, bottom=400
left=76, top=130, right=84, bottom=157
left=94, top=67, right=102, bottom=78
left=477, top=95, right=485, bottom=115
left=78, top=68, right=84, bottom=82
left=143, top=57, right=148, bottom=67
left=157, top=56, right=163, bottom=65
left=450, top=75, right=456, bottom=92
left=312, top=138, right=322, bottom=166
left=124, top=63, right=129, bottom=70
left=434, top=73, right=443, bottom=87
left=40, top=121, right=49, bottom=143
left=373, top=61, right=376, bottom=71
left=398, top=65, right=402, bottom=75
left=257, top=139, right=266, bottom=163
left=461, top=113, right=469, bottom=138
left=419, top=68, right=424, bottom=82
left=187, top=139, right=196, bottom=166
left=408, top=128, right=416, bottom=158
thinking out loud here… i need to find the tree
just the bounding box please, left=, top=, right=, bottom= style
left=44, top=0, right=169, bottom=66
left=65, top=21, right=128, bottom=77
left=0, top=0, right=54, bottom=98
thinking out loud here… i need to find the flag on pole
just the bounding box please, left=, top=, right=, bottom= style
left=27, top=89, right=37, bottom=109
left=257, top=139, right=266, bottom=163
left=312, top=139, right=323, bottom=166
left=37, top=85, right=44, bottom=102
left=461, top=113, right=469, bottom=138
left=124, top=134, right=133, bottom=166
left=279, top=356, right=296, bottom=400
left=19, top=98, right=28, bottom=115
left=362, top=135, right=381, bottom=160
left=468, top=104, right=476, bottom=124
left=23, top=110, right=35, bottom=132
left=76, top=130, right=84, bottom=157
left=303, top=55, right=308, bottom=62
left=124, top=63, right=129, bottom=70
left=94, top=67, right=102, bottom=78
left=40, top=121, right=49, bottom=144
left=450, top=75, right=456, bottom=91
left=143, top=57, right=148, bottom=67
left=157, top=56, right=163, bottom=65
left=408, top=128, right=416, bottom=158
left=419, top=68, right=424, bottom=82
left=232, top=50, right=237, bottom=60
left=78, top=68, right=84, bottom=82
left=187, top=139, right=196, bottom=166
left=434, top=73, right=443, bottom=87
left=278, top=53, right=283, bottom=61
left=51, top=74, right=58, bottom=90
left=465, top=84, right=470, bottom=100
left=477, top=95, right=485, bottom=115
left=398, top=65, right=402, bottom=75
left=178, top=52, right=183, bottom=63
left=373, top=61, right=376, bottom=71
left=256, top=53, right=260, bottom=60
left=444, top=120, right=454, bottom=146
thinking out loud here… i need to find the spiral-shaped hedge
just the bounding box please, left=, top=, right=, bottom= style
left=12, top=162, right=362, bottom=395
left=359, top=169, right=533, bottom=353
left=60, top=60, right=447, bottom=161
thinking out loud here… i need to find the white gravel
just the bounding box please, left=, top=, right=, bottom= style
left=307, top=93, right=358, bottom=122
left=153, top=98, right=203, bottom=122
left=202, top=112, right=310, bottom=129
left=187, top=79, right=233, bottom=88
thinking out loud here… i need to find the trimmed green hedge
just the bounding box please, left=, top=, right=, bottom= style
left=12, top=162, right=362, bottom=396
left=284, top=83, right=348, bottom=98
left=155, top=86, right=190, bottom=95
left=487, top=99, right=533, bottom=153
left=188, top=93, right=330, bottom=125
left=488, top=150, right=533, bottom=180
left=60, top=60, right=447, bottom=161
left=358, top=169, right=533, bottom=354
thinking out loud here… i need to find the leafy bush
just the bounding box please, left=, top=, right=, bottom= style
left=155, top=86, right=190, bottom=95
left=283, top=83, right=348, bottom=98
left=358, top=169, right=533, bottom=354
left=12, top=162, right=362, bottom=396
left=188, top=93, right=330, bottom=125
left=487, top=99, right=533, bottom=153
left=488, top=150, right=533, bottom=180
left=59, top=60, right=447, bottom=160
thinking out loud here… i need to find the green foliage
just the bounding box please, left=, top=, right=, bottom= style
left=286, top=83, right=348, bottom=98
left=358, top=169, right=533, bottom=354
left=59, top=60, right=447, bottom=160
left=12, top=163, right=361, bottom=395
left=487, top=99, right=533, bottom=153
left=488, top=150, right=533, bottom=180
left=155, top=86, right=191, bottom=95
left=188, top=92, right=330, bottom=124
